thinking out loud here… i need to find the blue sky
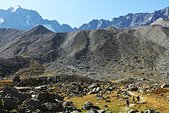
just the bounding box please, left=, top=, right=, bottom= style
left=0, top=0, right=169, bottom=27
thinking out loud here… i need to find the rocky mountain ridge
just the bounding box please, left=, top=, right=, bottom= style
left=1, top=6, right=169, bottom=32
left=0, top=5, right=73, bottom=32
left=79, top=6, right=169, bottom=30
left=0, top=20, right=169, bottom=82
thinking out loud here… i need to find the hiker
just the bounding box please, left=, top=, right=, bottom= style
left=13, top=75, right=21, bottom=84
left=132, top=96, right=135, bottom=102
left=126, top=99, right=130, bottom=107
left=137, top=95, right=140, bottom=102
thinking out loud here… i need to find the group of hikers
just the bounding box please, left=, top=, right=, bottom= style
left=126, top=95, right=140, bottom=107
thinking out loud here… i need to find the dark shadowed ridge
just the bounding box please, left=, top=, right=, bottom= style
left=25, top=25, right=54, bottom=34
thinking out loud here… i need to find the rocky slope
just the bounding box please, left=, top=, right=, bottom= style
left=0, top=74, right=167, bottom=113
left=151, top=18, right=169, bottom=27
left=0, top=23, right=169, bottom=82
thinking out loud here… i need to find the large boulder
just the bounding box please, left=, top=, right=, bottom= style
left=144, top=109, right=161, bottom=113
left=128, top=109, right=138, bottom=113
left=1, top=87, right=28, bottom=102
left=127, top=84, right=138, bottom=91
left=22, top=99, right=42, bottom=110
left=37, top=92, right=64, bottom=103
left=13, top=75, right=21, bottom=84
left=63, top=101, right=77, bottom=112
left=3, top=99, right=18, bottom=110
left=89, top=83, right=99, bottom=89
left=0, top=109, right=10, bottom=113
left=83, top=101, right=100, bottom=110
left=41, top=102, right=63, bottom=112
left=86, top=108, right=98, bottom=113
left=161, top=84, right=169, bottom=88
left=17, top=107, right=27, bottom=113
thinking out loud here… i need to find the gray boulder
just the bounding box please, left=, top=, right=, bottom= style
left=161, top=84, right=169, bottom=88
left=37, top=92, right=63, bottom=103
left=63, top=101, right=77, bottom=112
left=3, top=99, right=18, bottom=110
left=22, top=99, right=41, bottom=110
left=17, top=107, right=26, bottom=113
left=89, top=83, right=99, bottom=89
left=127, top=84, right=138, bottom=91
left=86, top=109, right=98, bottom=113
left=41, top=102, right=63, bottom=112
left=83, top=101, right=100, bottom=110
left=1, top=86, right=27, bottom=102
left=128, top=109, right=138, bottom=113
left=144, top=109, right=161, bottom=113
left=0, top=109, right=10, bottom=113
left=71, top=111, right=79, bottom=113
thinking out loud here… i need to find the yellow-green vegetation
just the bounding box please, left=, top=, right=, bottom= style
left=0, top=80, right=12, bottom=89
left=133, top=89, right=169, bottom=113
left=66, top=89, right=169, bottom=113
left=66, top=92, right=126, bottom=113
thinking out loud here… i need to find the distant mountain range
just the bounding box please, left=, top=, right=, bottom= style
left=1, top=6, right=169, bottom=32
left=80, top=6, right=169, bottom=30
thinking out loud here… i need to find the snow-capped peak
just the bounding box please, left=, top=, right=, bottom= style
left=11, top=5, right=22, bottom=12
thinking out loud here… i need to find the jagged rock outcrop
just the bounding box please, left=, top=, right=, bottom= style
left=79, top=7, right=169, bottom=30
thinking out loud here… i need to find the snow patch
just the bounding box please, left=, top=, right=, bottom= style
left=43, top=24, right=55, bottom=32
left=26, top=15, right=30, bottom=25
left=97, top=20, right=102, bottom=28
left=0, top=18, right=4, bottom=24
left=148, top=16, right=153, bottom=21
left=11, top=5, right=21, bottom=12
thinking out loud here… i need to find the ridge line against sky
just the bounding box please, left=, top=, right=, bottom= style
left=0, top=0, right=169, bottom=27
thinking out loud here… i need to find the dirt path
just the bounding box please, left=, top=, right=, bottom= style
left=128, top=91, right=145, bottom=103
left=123, top=91, right=145, bottom=112
left=124, top=90, right=169, bottom=113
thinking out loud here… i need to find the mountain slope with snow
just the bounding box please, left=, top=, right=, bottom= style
left=79, top=6, right=169, bottom=30
left=1, top=6, right=169, bottom=32
left=0, top=6, right=73, bottom=32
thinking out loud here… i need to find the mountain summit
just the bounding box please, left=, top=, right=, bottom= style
left=1, top=6, right=169, bottom=32
left=79, top=6, right=169, bottom=30
left=8, top=5, right=22, bottom=12
left=0, top=6, right=73, bottom=32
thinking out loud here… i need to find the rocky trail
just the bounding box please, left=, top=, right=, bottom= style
left=0, top=75, right=168, bottom=113
left=124, top=91, right=145, bottom=112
